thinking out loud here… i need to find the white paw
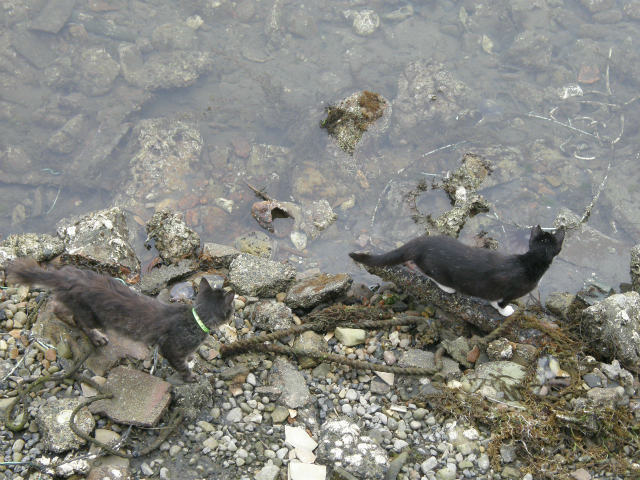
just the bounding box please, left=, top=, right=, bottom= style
left=428, top=276, right=456, bottom=294
left=490, top=301, right=515, bottom=317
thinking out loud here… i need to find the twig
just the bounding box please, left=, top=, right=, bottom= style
left=579, top=158, right=611, bottom=225
left=45, top=186, right=62, bottom=215
left=527, top=112, right=597, bottom=138
left=1, top=352, right=27, bottom=382
left=605, top=47, right=612, bottom=96
left=244, top=180, right=271, bottom=201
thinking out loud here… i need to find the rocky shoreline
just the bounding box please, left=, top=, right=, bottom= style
left=0, top=206, right=639, bottom=480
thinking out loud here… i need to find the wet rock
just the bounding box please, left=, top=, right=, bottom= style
left=546, top=292, right=579, bottom=321
left=624, top=1, right=640, bottom=19
left=293, top=331, right=327, bottom=368
left=269, top=357, right=311, bottom=408
left=486, top=338, right=514, bottom=361
left=316, top=418, right=388, bottom=479
left=463, top=361, right=527, bottom=401
left=251, top=199, right=297, bottom=234
left=201, top=242, right=241, bottom=268
left=431, top=153, right=491, bottom=237
left=145, top=209, right=200, bottom=264
left=36, top=398, right=95, bottom=453
left=0, top=233, right=64, bottom=265
left=138, top=259, right=198, bottom=295
left=250, top=300, right=294, bottom=331
left=89, top=367, right=171, bottom=426
left=631, top=245, right=640, bottom=292
left=234, top=231, right=273, bottom=258
left=582, top=292, right=640, bottom=368
left=246, top=144, right=292, bottom=177
left=229, top=254, right=296, bottom=297
left=77, top=47, right=121, bottom=96
left=321, top=91, right=389, bottom=156
left=581, top=0, right=616, bottom=13
left=285, top=273, right=352, bottom=309
left=170, top=281, right=195, bottom=301
left=57, top=207, right=140, bottom=278
left=119, top=44, right=214, bottom=91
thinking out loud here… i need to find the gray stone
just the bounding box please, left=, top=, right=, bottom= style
left=226, top=407, right=243, bottom=423
left=271, top=405, right=290, bottom=424
left=500, top=443, right=517, bottom=463
left=36, top=398, right=95, bottom=453
left=0, top=233, right=64, bottom=266
left=250, top=300, right=294, bottom=331
left=586, top=386, right=625, bottom=407
left=57, top=207, right=140, bottom=278
left=285, top=273, right=352, bottom=309
left=89, top=367, right=171, bottom=427
left=86, top=465, right=131, bottom=480
left=172, top=378, right=215, bottom=421
left=441, top=336, right=473, bottom=368
left=399, top=349, right=459, bottom=377
left=202, top=242, right=241, bottom=268
left=229, top=254, right=296, bottom=297
left=582, top=292, right=640, bottom=367
left=146, top=209, right=200, bottom=264
left=269, top=357, right=311, bottom=408
left=316, top=418, right=388, bottom=480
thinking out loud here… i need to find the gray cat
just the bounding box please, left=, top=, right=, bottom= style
left=6, top=258, right=234, bottom=381
left=350, top=226, right=565, bottom=316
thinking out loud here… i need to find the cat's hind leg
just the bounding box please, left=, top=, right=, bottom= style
left=71, top=306, right=109, bottom=346
left=490, top=300, right=515, bottom=317
left=160, top=344, right=196, bottom=382
left=426, top=276, right=456, bottom=294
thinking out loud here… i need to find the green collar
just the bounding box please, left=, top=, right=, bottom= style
left=192, top=308, right=210, bottom=334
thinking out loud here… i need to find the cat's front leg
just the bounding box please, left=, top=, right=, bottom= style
left=490, top=300, right=515, bottom=317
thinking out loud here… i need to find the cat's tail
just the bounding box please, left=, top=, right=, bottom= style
left=349, top=244, right=413, bottom=267
left=5, top=258, right=69, bottom=289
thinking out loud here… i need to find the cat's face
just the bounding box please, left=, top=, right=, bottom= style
left=196, top=278, right=235, bottom=326
left=529, top=225, right=565, bottom=255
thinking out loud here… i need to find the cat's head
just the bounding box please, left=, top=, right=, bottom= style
left=529, top=225, right=565, bottom=255
left=196, top=278, right=235, bottom=327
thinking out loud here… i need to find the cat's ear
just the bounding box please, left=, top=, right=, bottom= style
left=198, top=277, right=212, bottom=292
left=529, top=225, right=543, bottom=243
left=224, top=290, right=235, bottom=306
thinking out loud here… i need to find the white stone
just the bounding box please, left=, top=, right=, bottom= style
left=288, top=461, right=326, bottom=480
left=375, top=371, right=394, bottom=385
left=285, top=426, right=317, bottom=451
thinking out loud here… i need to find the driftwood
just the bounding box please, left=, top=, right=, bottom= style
left=363, top=264, right=504, bottom=332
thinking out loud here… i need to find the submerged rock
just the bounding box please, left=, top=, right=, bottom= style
left=201, top=242, right=242, bottom=268
left=582, top=292, right=640, bottom=368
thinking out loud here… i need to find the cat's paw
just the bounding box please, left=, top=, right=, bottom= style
left=490, top=301, right=516, bottom=317
left=89, top=329, right=109, bottom=346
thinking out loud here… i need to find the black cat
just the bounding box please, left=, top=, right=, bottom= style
left=350, top=226, right=565, bottom=316
left=6, top=258, right=234, bottom=381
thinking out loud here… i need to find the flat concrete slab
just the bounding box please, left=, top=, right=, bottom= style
left=85, top=329, right=150, bottom=376
left=89, top=367, right=171, bottom=427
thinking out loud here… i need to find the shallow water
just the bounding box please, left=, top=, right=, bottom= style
left=1, top=0, right=639, bottom=300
